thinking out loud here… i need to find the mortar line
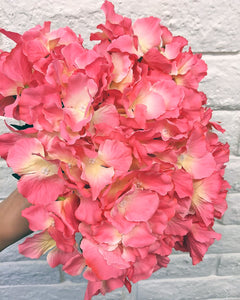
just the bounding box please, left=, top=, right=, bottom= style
left=197, top=51, right=240, bottom=56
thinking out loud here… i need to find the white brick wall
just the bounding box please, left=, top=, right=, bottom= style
left=0, top=0, right=239, bottom=299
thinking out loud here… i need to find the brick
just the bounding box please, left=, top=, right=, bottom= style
left=172, top=224, right=240, bottom=255
left=207, top=299, right=240, bottom=300
left=209, top=112, right=240, bottom=156
left=208, top=224, right=240, bottom=254
left=0, top=0, right=240, bottom=52
left=138, top=276, right=240, bottom=300
left=0, top=241, right=30, bottom=262
left=62, top=271, right=84, bottom=284
left=199, top=55, right=240, bottom=110
left=224, top=156, right=240, bottom=193
left=0, top=261, right=60, bottom=285
left=223, top=193, right=240, bottom=225
left=151, top=253, right=218, bottom=279
left=0, top=160, right=17, bottom=198
left=116, top=0, right=240, bottom=53
left=0, top=283, right=87, bottom=300
left=217, top=253, right=240, bottom=276
left=0, top=282, right=127, bottom=300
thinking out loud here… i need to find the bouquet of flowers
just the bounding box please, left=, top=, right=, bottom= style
left=0, top=1, right=230, bottom=299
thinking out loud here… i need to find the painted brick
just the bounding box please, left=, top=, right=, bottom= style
left=0, top=283, right=87, bottom=300
left=172, top=224, right=240, bottom=256
left=199, top=54, right=240, bottom=110
left=0, top=241, right=30, bottom=262
left=223, top=193, right=240, bottom=225
left=62, top=271, right=84, bottom=284
left=138, top=276, right=240, bottom=300
left=0, top=159, right=17, bottom=198
left=224, top=156, right=240, bottom=193
left=208, top=224, right=240, bottom=254
left=209, top=111, right=240, bottom=156
left=0, top=282, right=129, bottom=300
left=112, top=0, right=240, bottom=53
left=0, top=0, right=240, bottom=53
left=217, top=253, right=240, bottom=276
left=0, top=261, right=60, bottom=285
left=207, top=299, right=240, bottom=300
left=151, top=254, right=218, bottom=279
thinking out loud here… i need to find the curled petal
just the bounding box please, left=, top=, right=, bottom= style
left=18, top=231, right=56, bottom=259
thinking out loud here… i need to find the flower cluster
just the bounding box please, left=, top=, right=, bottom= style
left=0, top=1, right=230, bottom=299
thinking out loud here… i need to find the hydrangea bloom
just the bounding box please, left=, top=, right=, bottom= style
left=0, top=1, right=230, bottom=299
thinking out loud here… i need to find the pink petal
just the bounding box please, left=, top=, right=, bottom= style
left=182, top=152, right=216, bottom=179
left=164, top=215, right=192, bottom=236
left=61, top=42, right=85, bottom=70
left=48, top=225, right=76, bottom=253
left=164, top=36, right=188, bottom=60
left=138, top=171, right=173, bottom=196
left=63, top=73, right=97, bottom=131
left=107, top=35, right=139, bottom=57
left=22, top=205, right=52, bottom=231
left=47, top=247, right=78, bottom=268
left=92, top=104, right=120, bottom=128
left=187, top=223, right=221, bottom=265
left=63, top=253, right=86, bottom=276
left=143, top=48, right=172, bottom=73
left=75, top=197, right=102, bottom=224
left=130, top=254, right=157, bottom=283
left=111, top=52, right=132, bottom=83
left=18, top=174, right=66, bottom=205
left=137, top=89, right=166, bottom=120
left=0, top=132, right=21, bottom=160
left=151, top=79, right=184, bottom=111
left=122, top=223, right=156, bottom=248
left=2, top=45, right=32, bottom=87
left=0, top=28, right=22, bottom=43
left=19, top=230, right=56, bottom=259
left=119, top=189, right=159, bottom=222
left=99, top=247, right=130, bottom=269
left=7, top=137, right=44, bottom=173
left=81, top=238, right=125, bottom=280
left=81, top=157, right=114, bottom=200
left=92, top=222, right=122, bottom=245
left=84, top=277, right=125, bottom=300
left=98, top=139, right=132, bottom=175
left=172, top=169, right=193, bottom=198
left=105, top=209, right=136, bottom=235
left=187, top=126, right=208, bottom=157
left=133, top=17, right=161, bottom=53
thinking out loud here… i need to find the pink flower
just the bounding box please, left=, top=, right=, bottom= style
left=62, top=73, right=98, bottom=132
left=0, top=1, right=230, bottom=299
left=178, top=125, right=216, bottom=179
left=81, top=139, right=132, bottom=200
left=7, top=138, right=66, bottom=204
left=133, top=17, right=162, bottom=54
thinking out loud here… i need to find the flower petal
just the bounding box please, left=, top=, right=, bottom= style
left=18, top=231, right=56, bottom=259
